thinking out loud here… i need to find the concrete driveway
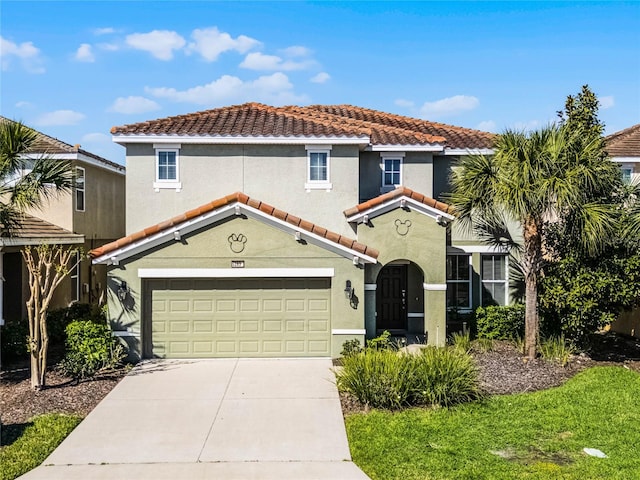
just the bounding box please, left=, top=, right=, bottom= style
left=21, top=358, right=368, bottom=479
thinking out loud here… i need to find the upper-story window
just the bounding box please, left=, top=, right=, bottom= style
left=153, top=144, right=182, bottom=192
left=481, top=254, right=508, bottom=306
left=75, top=166, right=85, bottom=212
left=621, top=166, right=632, bottom=184
left=380, top=152, right=404, bottom=192
left=305, top=145, right=332, bottom=191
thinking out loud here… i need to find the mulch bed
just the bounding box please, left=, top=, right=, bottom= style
left=2, top=333, right=639, bottom=425
left=339, top=333, right=640, bottom=415
left=1, top=364, right=127, bottom=427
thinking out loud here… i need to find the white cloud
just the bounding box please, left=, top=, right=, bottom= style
left=419, top=95, right=479, bottom=118
left=97, top=43, right=119, bottom=52
left=108, top=96, right=161, bottom=114
left=281, top=45, right=311, bottom=57
left=187, top=27, right=260, bottom=62
left=93, top=27, right=115, bottom=35
left=146, top=72, right=307, bottom=106
left=476, top=120, right=497, bottom=132
left=310, top=72, right=330, bottom=84
left=34, top=110, right=85, bottom=126
left=126, top=30, right=186, bottom=60
left=599, top=95, right=615, bottom=110
left=394, top=99, right=415, bottom=108
left=240, top=52, right=312, bottom=71
left=1, top=36, right=45, bottom=73
left=75, top=43, right=95, bottom=62
left=15, top=101, right=33, bottom=108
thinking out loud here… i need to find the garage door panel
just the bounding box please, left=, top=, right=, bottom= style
left=150, top=278, right=331, bottom=358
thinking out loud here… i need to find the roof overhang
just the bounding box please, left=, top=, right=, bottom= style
left=92, top=202, right=378, bottom=266
left=610, top=156, right=640, bottom=163
left=443, top=148, right=494, bottom=156
left=113, top=134, right=370, bottom=147
left=367, top=144, right=444, bottom=152
left=23, top=153, right=125, bottom=175
left=0, top=236, right=84, bottom=247
left=345, top=195, right=455, bottom=225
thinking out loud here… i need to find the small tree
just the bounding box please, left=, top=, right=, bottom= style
left=22, top=244, right=80, bottom=390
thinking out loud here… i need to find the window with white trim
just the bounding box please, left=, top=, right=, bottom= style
left=380, top=153, right=404, bottom=191
left=481, top=254, right=508, bottom=306
left=621, top=166, right=632, bottom=184
left=153, top=144, right=182, bottom=191
left=305, top=145, right=332, bottom=190
left=446, top=254, right=471, bottom=309
left=70, top=251, right=80, bottom=302
left=75, top=167, right=85, bottom=212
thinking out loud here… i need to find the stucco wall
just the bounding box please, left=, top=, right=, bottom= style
left=357, top=208, right=448, bottom=345
left=358, top=151, right=434, bottom=202
left=106, top=214, right=366, bottom=359
left=124, top=143, right=360, bottom=237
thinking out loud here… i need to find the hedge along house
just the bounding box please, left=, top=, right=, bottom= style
left=90, top=103, right=497, bottom=360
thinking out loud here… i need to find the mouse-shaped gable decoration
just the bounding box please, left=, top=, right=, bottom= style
left=395, top=219, right=412, bottom=236
left=228, top=233, right=248, bottom=253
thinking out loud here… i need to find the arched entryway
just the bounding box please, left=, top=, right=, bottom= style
left=375, top=260, right=424, bottom=336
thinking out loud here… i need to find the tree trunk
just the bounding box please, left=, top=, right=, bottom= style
left=524, top=274, right=539, bottom=359
left=522, top=217, right=543, bottom=359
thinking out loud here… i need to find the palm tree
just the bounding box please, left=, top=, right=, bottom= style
left=446, top=124, right=621, bottom=358
left=1, top=119, right=73, bottom=232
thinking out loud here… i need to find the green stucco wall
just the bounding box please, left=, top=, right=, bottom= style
left=106, top=214, right=366, bottom=360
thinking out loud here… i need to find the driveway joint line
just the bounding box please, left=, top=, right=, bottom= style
left=196, top=357, right=239, bottom=462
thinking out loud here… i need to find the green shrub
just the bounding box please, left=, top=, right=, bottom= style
left=0, top=320, right=29, bottom=362
left=411, top=347, right=482, bottom=407
left=449, top=331, right=472, bottom=353
left=366, top=330, right=396, bottom=351
left=59, top=320, right=124, bottom=379
left=538, top=335, right=576, bottom=366
left=46, top=303, right=102, bottom=346
left=336, top=349, right=415, bottom=409
left=476, top=304, right=525, bottom=340
left=473, top=337, right=494, bottom=353
left=335, top=346, right=481, bottom=409
left=341, top=338, right=363, bottom=357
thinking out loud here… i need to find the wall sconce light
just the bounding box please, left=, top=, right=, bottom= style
left=117, top=281, right=129, bottom=301
left=344, top=280, right=354, bottom=299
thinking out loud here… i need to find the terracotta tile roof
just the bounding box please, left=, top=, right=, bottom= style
left=0, top=116, right=124, bottom=172
left=1, top=214, right=83, bottom=241
left=90, top=192, right=379, bottom=260
left=111, top=102, right=494, bottom=149
left=606, top=124, right=640, bottom=158
left=111, top=103, right=371, bottom=139
left=307, top=105, right=496, bottom=150
left=343, top=186, right=453, bottom=218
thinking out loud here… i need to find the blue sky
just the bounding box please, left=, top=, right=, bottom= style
left=2, top=1, right=639, bottom=164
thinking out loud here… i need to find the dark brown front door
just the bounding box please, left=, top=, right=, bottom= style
left=376, top=265, right=408, bottom=331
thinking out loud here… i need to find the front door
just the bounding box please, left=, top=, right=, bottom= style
left=376, top=265, right=408, bottom=331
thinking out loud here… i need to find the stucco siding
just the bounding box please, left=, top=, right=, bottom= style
left=125, top=143, right=359, bottom=236
left=106, top=214, right=366, bottom=359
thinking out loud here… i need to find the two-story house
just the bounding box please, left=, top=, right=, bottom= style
left=1, top=118, right=125, bottom=325
left=90, top=103, right=498, bottom=360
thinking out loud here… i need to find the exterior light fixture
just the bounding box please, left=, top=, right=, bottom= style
left=344, top=280, right=353, bottom=299
left=117, top=281, right=129, bottom=301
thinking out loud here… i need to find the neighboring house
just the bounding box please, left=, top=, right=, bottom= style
left=606, top=123, right=640, bottom=339
left=606, top=123, right=640, bottom=184
left=1, top=118, right=125, bottom=326
left=91, top=103, right=502, bottom=360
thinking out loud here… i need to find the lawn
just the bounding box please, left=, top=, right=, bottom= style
left=346, top=366, right=640, bottom=480
left=0, top=413, right=81, bottom=480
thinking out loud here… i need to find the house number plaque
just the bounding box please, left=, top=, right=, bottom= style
left=231, top=260, right=245, bottom=268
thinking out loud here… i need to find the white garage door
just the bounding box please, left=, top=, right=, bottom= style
left=147, top=278, right=331, bottom=358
